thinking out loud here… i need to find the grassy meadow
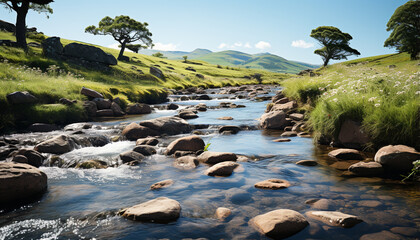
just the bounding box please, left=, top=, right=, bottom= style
left=282, top=53, right=420, bottom=149
left=0, top=31, right=288, bottom=132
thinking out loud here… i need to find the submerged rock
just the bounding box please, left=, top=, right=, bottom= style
left=35, top=135, right=76, bottom=154
left=165, top=135, right=205, bottom=155
left=374, top=145, right=420, bottom=172
left=307, top=211, right=363, bottom=228
left=76, top=160, right=107, bottom=169
left=250, top=209, right=308, bottom=239
left=173, top=156, right=199, bottom=169
left=0, top=163, right=48, bottom=205
left=216, top=207, right=232, bottom=220
left=254, top=179, right=291, bottom=190
left=296, top=160, right=318, bottom=166
left=121, top=197, right=181, bottom=222
left=150, top=179, right=174, bottom=190
left=205, top=161, right=239, bottom=176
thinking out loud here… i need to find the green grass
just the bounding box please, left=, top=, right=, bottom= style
left=0, top=31, right=288, bottom=132
left=282, top=53, right=420, bottom=149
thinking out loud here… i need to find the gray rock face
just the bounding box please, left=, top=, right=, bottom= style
left=0, top=163, right=48, bottom=205
left=126, top=103, right=152, bottom=114
left=328, top=148, right=364, bottom=160
left=250, top=209, right=309, bottom=239
left=198, top=151, right=237, bottom=165
left=205, top=161, right=239, bottom=176
left=81, top=87, right=104, bottom=99
left=42, top=37, right=63, bottom=58
left=35, top=135, right=76, bottom=154
left=259, top=111, right=287, bottom=129
left=165, top=135, right=205, bottom=155
left=140, top=116, right=191, bottom=135
left=122, top=122, right=159, bottom=141
left=6, top=91, right=37, bottom=104
left=150, top=66, right=164, bottom=79
left=307, top=211, right=363, bottom=228
left=121, top=197, right=181, bottom=222
left=133, top=145, right=157, bottom=156
left=348, top=161, right=384, bottom=176
left=120, top=150, right=145, bottom=163
left=63, top=43, right=117, bottom=65
left=374, top=145, right=420, bottom=172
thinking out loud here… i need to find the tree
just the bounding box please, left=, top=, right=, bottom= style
left=152, top=52, right=166, bottom=58
left=1, top=0, right=53, bottom=50
left=182, top=55, right=188, bottom=63
left=310, top=26, right=360, bottom=67
left=384, top=0, right=420, bottom=60
left=119, top=44, right=144, bottom=53
left=85, top=15, right=153, bottom=61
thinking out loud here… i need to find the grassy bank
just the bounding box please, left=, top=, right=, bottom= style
left=282, top=53, right=420, bottom=150
left=0, top=31, right=288, bottom=132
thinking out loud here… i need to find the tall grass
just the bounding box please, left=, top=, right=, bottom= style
left=282, top=53, right=420, bottom=149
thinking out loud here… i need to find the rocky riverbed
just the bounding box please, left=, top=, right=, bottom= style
left=0, top=85, right=419, bottom=239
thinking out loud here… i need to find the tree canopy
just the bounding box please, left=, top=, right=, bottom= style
left=384, top=0, right=420, bottom=60
left=1, top=0, right=53, bottom=50
left=152, top=52, right=166, bottom=58
left=85, top=15, right=153, bottom=61
left=310, top=26, right=360, bottom=67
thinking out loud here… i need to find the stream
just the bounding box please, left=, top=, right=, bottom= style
left=0, top=86, right=419, bottom=240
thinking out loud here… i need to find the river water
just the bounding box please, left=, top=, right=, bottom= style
left=0, top=87, right=419, bottom=240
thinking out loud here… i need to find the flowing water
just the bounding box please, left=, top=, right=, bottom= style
left=0, top=87, right=419, bottom=240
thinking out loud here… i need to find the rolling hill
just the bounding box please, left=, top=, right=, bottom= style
left=139, top=49, right=319, bottom=74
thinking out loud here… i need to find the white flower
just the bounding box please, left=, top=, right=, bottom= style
left=416, top=91, right=420, bottom=95
left=368, top=97, right=377, bottom=102
left=396, top=91, right=405, bottom=95
left=374, top=103, right=380, bottom=107
left=333, top=98, right=338, bottom=102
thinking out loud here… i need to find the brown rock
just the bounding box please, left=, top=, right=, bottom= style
left=35, top=135, right=75, bottom=154
left=111, top=102, right=125, bottom=116
left=289, top=113, right=304, bottom=121
left=133, top=145, right=156, bottom=156
left=94, top=98, right=112, bottom=110
left=255, top=179, right=291, bottom=189
left=14, top=149, right=44, bottom=167
left=358, top=200, right=382, bottom=208
left=174, top=156, right=199, bottom=169
left=198, top=151, right=237, bottom=165
left=273, top=138, right=291, bottom=142
left=165, top=135, right=205, bottom=155
left=281, top=131, right=297, bottom=137
left=390, top=227, right=418, bottom=237
left=307, top=211, right=362, bottom=228
left=296, top=160, right=318, bottom=166
left=121, top=197, right=181, bottom=222
left=136, top=137, right=159, bottom=146
left=360, top=231, right=403, bottom=240
left=218, top=117, right=233, bottom=120
left=216, top=207, right=231, bottom=220
left=126, top=103, right=152, bottom=114
left=374, top=145, right=420, bottom=172
left=328, top=148, right=364, bottom=160
left=250, top=209, right=308, bottom=239
left=305, top=199, right=333, bottom=210
left=119, top=150, right=144, bottom=163
left=122, top=122, right=159, bottom=141
left=150, top=179, right=174, bottom=190
left=338, top=120, right=369, bottom=149
left=205, top=161, right=239, bottom=176
left=140, top=116, right=191, bottom=135
left=348, top=161, right=384, bottom=176
left=81, top=87, right=103, bottom=99
left=270, top=101, right=297, bottom=112
left=219, top=125, right=240, bottom=134
left=259, top=110, right=288, bottom=129
left=12, top=155, right=28, bottom=164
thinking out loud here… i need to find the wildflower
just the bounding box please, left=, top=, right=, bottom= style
left=368, top=97, right=377, bottom=102
left=396, top=91, right=405, bottom=95
left=333, top=98, right=338, bottom=102
left=416, top=91, right=420, bottom=95
left=374, top=103, right=380, bottom=107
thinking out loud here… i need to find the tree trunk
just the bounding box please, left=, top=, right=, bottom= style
left=323, top=57, right=330, bottom=67
left=118, top=41, right=127, bottom=60
left=15, top=2, right=29, bottom=51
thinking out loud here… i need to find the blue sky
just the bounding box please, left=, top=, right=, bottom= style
left=0, top=0, right=408, bottom=64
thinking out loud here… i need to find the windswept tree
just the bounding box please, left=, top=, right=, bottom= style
left=1, top=0, right=53, bottom=50
left=85, top=15, right=153, bottom=61
left=384, top=0, right=420, bottom=60
left=310, top=26, right=360, bottom=67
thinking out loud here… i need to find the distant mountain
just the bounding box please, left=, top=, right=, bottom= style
left=139, top=48, right=319, bottom=74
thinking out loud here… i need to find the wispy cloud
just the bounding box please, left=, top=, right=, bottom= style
left=153, top=42, right=178, bottom=51
left=233, top=42, right=243, bottom=47
left=244, top=42, right=251, bottom=48
left=291, top=40, right=314, bottom=48
left=218, top=43, right=228, bottom=49
left=255, top=41, right=271, bottom=50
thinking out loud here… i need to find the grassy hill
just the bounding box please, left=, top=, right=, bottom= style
left=139, top=49, right=319, bottom=74
left=282, top=53, right=420, bottom=149
left=0, top=31, right=288, bottom=132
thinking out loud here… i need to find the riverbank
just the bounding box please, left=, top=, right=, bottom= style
left=282, top=53, right=420, bottom=150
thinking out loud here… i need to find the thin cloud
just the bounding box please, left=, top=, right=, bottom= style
left=233, top=42, right=243, bottom=47
left=218, top=43, right=228, bottom=49
left=244, top=42, right=252, bottom=48
left=153, top=42, right=178, bottom=51
left=255, top=41, right=271, bottom=50
left=291, top=40, right=314, bottom=48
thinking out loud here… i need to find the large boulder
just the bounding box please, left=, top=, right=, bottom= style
left=205, top=161, right=239, bottom=177
left=250, top=209, right=309, bottom=239
left=42, top=37, right=63, bottom=58
left=259, top=111, right=288, bottom=129
left=83, top=101, right=97, bottom=117
left=0, top=19, right=16, bottom=32
left=0, top=163, right=48, bottom=205
left=165, top=135, right=205, bottom=155
left=63, top=42, right=117, bottom=65
left=81, top=87, right=104, bottom=99
left=6, top=91, right=37, bottom=104
left=126, top=103, right=152, bottom=115
left=338, top=120, right=370, bottom=149
left=140, top=116, right=191, bottom=135
left=374, top=145, right=420, bottom=172
left=35, top=135, right=76, bottom=154
left=121, top=197, right=181, bottom=222
left=307, top=211, right=362, bottom=228
left=150, top=66, right=164, bottom=79
left=198, top=151, right=237, bottom=165
left=122, top=122, right=159, bottom=141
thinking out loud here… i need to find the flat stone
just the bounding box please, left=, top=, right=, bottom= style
left=254, top=179, right=291, bottom=190
left=205, top=161, right=239, bottom=176
left=358, top=200, right=382, bottom=208
left=219, top=125, right=240, bottom=134
left=296, top=160, right=318, bottom=166
left=289, top=113, right=304, bottom=121
left=250, top=209, right=308, bottom=239
left=165, top=135, right=205, bottom=155
left=259, top=110, right=288, bottom=129
left=126, top=103, right=152, bottom=114
left=80, top=87, right=103, bottom=99
left=121, top=197, right=181, bottom=222
left=174, top=156, right=199, bottom=169
left=273, top=138, right=291, bottom=142
left=140, top=116, right=191, bottom=135
left=307, top=211, right=362, bottom=228
left=348, top=161, right=384, bottom=176
left=281, top=131, right=298, bottom=137
left=305, top=199, right=333, bottom=210
left=218, top=117, right=233, bottom=120
left=390, top=227, right=418, bottom=237
left=216, top=207, right=231, bottom=220
left=328, top=148, right=364, bottom=160
left=6, top=91, right=37, bottom=104
left=150, top=179, right=174, bottom=190
left=198, top=151, right=237, bottom=165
